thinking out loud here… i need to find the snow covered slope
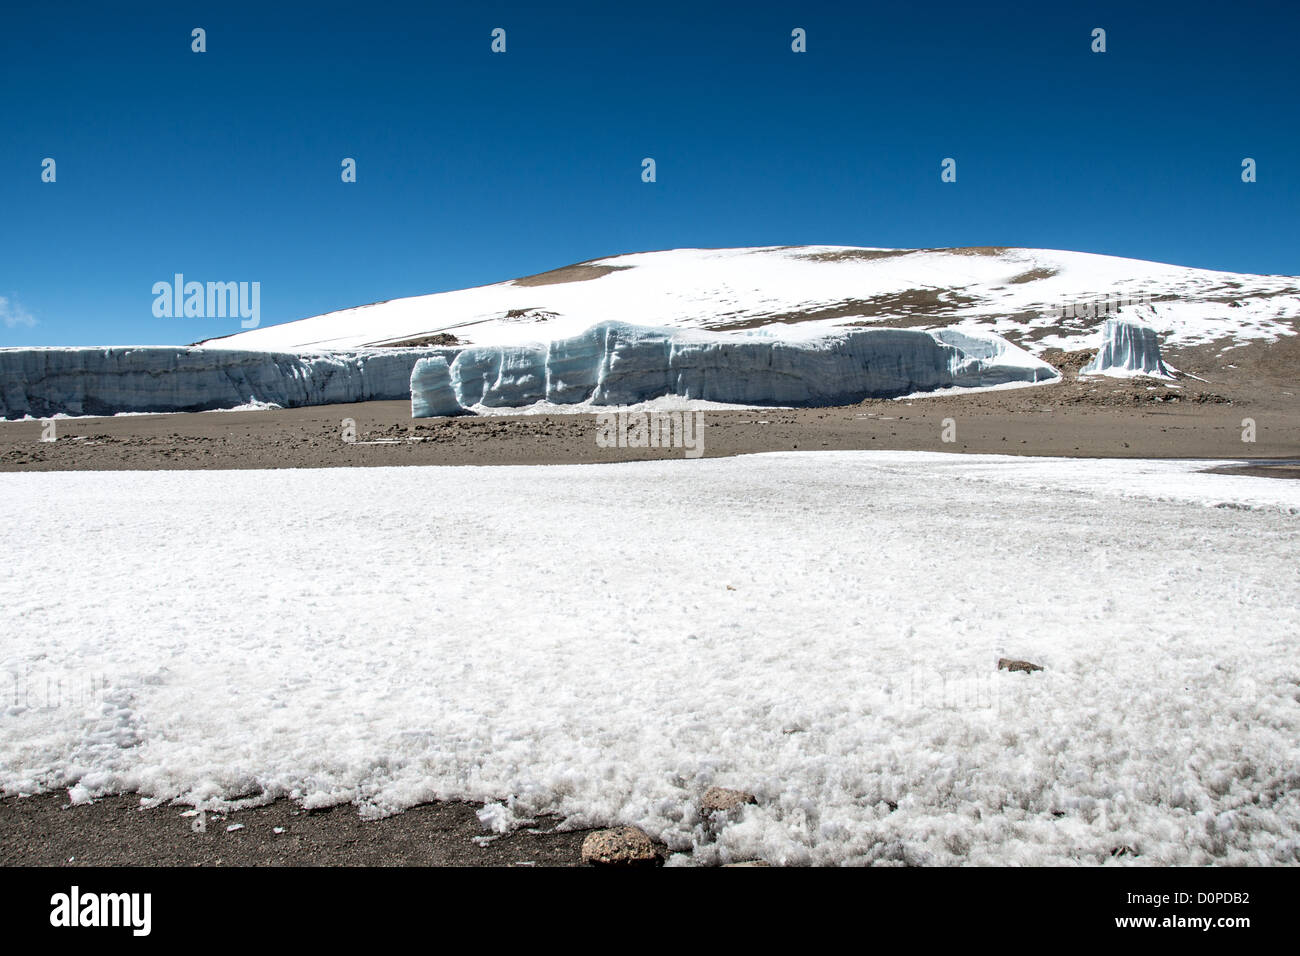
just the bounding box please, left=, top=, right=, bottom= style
left=3, top=452, right=1298, bottom=864
left=202, top=245, right=1300, bottom=356
left=412, top=321, right=1056, bottom=415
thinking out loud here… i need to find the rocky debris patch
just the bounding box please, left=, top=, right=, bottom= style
left=1055, top=380, right=1230, bottom=406
left=1008, top=267, right=1060, bottom=284
left=1039, top=348, right=1096, bottom=378
left=998, top=658, right=1044, bottom=674
left=701, top=787, right=757, bottom=816
left=580, top=826, right=661, bottom=867
left=380, top=333, right=461, bottom=348
left=503, top=308, right=560, bottom=322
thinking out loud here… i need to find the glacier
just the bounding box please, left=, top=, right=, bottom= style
left=1080, top=316, right=1173, bottom=378
left=409, top=355, right=465, bottom=418
left=411, top=321, right=1059, bottom=416
left=0, top=346, right=457, bottom=419
left=1, top=323, right=1060, bottom=420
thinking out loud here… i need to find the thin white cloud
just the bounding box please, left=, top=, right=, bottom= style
left=0, top=296, right=37, bottom=329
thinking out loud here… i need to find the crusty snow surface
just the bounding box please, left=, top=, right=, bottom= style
left=3, top=452, right=1299, bottom=865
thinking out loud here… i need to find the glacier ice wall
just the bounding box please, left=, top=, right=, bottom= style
left=1081, top=317, right=1173, bottom=378
left=1, top=323, right=1061, bottom=420
left=409, top=356, right=465, bottom=418
left=411, top=321, right=1058, bottom=416
left=0, top=346, right=457, bottom=419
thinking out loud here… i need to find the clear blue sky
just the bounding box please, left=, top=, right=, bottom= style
left=2, top=0, right=1296, bottom=346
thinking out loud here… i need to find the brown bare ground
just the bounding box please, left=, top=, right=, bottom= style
left=2, top=368, right=1295, bottom=471
left=709, top=288, right=978, bottom=331
left=0, top=792, right=599, bottom=867
left=795, top=249, right=916, bottom=263
left=1009, top=267, right=1059, bottom=284
left=376, top=332, right=461, bottom=348
left=510, top=263, right=632, bottom=287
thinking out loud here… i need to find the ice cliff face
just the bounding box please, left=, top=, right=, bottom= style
left=411, top=321, right=1058, bottom=416
left=0, top=346, right=456, bottom=419
left=1081, top=317, right=1173, bottom=378
left=1, top=324, right=1060, bottom=420
left=409, top=356, right=465, bottom=418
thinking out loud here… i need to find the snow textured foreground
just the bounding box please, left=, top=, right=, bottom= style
left=3, top=452, right=1299, bottom=865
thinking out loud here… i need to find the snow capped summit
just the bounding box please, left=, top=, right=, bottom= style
left=202, top=245, right=1300, bottom=357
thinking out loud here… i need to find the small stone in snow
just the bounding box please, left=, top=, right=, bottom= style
left=998, top=658, right=1044, bottom=673
left=580, top=827, right=660, bottom=866
left=702, top=786, right=758, bottom=815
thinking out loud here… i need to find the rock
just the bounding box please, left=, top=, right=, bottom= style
left=722, top=860, right=771, bottom=867
left=702, top=786, right=757, bottom=815
left=1039, top=348, right=1096, bottom=378
left=580, top=826, right=660, bottom=866
left=998, top=657, right=1044, bottom=673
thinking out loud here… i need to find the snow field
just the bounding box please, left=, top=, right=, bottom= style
left=2, top=451, right=1298, bottom=865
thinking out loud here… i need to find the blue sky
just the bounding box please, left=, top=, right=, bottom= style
left=2, top=0, right=1296, bottom=346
